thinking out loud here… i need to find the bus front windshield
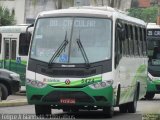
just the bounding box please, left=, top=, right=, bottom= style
left=30, top=17, right=112, bottom=64
left=148, top=40, right=160, bottom=59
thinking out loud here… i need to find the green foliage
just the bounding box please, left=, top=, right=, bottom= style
left=128, top=6, right=158, bottom=23
left=0, top=6, right=15, bottom=26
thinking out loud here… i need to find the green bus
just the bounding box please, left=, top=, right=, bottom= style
left=26, top=6, right=148, bottom=117
left=145, top=23, right=160, bottom=99
left=0, top=25, right=32, bottom=86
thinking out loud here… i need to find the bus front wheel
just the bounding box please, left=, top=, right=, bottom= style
left=103, top=106, right=114, bottom=118
left=35, top=105, right=51, bottom=117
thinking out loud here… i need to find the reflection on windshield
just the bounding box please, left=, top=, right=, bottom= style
left=31, top=17, right=112, bottom=63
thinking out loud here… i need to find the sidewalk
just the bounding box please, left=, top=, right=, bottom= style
left=0, top=86, right=28, bottom=107
left=0, top=98, right=28, bottom=107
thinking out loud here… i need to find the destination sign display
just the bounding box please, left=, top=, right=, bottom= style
left=49, top=19, right=96, bottom=28
left=147, top=29, right=160, bottom=36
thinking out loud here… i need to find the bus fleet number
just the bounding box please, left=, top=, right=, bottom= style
left=81, top=78, right=94, bottom=84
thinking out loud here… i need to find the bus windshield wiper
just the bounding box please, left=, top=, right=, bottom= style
left=76, top=35, right=90, bottom=68
left=48, top=32, right=68, bottom=65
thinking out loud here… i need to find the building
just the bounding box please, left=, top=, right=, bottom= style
left=0, top=0, right=25, bottom=24
left=138, top=0, right=150, bottom=7
left=0, top=0, right=131, bottom=25
left=132, top=0, right=159, bottom=8
left=0, top=0, right=90, bottom=24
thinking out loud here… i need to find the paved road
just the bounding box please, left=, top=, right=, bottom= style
left=0, top=94, right=160, bottom=120
left=0, top=105, right=142, bottom=120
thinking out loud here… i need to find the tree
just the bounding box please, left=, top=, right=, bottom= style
left=128, top=6, right=158, bottom=23
left=0, top=6, right=15, bottom=26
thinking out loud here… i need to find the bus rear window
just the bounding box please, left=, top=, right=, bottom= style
left=19, top=32, right=31, bottom=56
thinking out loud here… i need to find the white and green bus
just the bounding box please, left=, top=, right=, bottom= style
left=26, top=6, right=148, bottom=117
left=0, top=25, right=32, bottom=86
left=146, top=23, right=160, bottom=99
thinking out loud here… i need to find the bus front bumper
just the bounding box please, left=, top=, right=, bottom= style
left=26, top=84, right=114, bottom=108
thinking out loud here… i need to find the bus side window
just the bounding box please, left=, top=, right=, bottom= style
left=115, top=21, right=124, bottom=68
left=124, top=24, right=129, bottom=56
left=137, top=27, right=142, bottom=56
left=19, top=32, right=31, bottom=56
left=134, top=26, right=139, bottom=56
left=129, top=25, right=134, bottom=56
left=141, top=28, right=145, bottom=56
left=143, top=28, right=147, bottom=56
left=139, top=28, right=143, bottom=56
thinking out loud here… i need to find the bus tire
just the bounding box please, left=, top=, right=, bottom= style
left=119, top=104, right=128, bottom=113
left=0, top=83, right=8, bottom=100
left=103, top=106, right=114, bottom=118
left=127, top=100, right=137, bottom=113
left=144, top=92, right=155, bottom=100
left=35, top=105, right=51, bottom=117
left=127, top=87, right=138, bottom=113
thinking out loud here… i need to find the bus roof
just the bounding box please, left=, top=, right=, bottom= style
left=147, top=23, right=160, bottom=29
left=38, top=6, right=146, bottom=26
left=0, top=25, right=33, bottom=33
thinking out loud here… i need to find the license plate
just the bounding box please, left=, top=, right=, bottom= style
left=60, top=98, right=75, bottom=104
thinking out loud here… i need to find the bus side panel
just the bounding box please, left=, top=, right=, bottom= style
left=114, top=56, right=147, bottom=105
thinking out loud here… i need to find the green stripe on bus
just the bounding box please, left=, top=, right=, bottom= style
left=2, top=59, right=27, bottom=65
left=120, top=64, right=147, bottom=103
left=46, top=76, right=102, bottom=87
left=152, top=80, right=160, bottom=84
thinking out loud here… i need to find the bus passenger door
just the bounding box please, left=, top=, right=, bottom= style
left=4, top=38, right=17, bottom=70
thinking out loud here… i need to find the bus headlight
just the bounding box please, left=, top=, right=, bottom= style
left=89, top=80, right=113, bottom=89
left=26, top=79, right=47, bottom=88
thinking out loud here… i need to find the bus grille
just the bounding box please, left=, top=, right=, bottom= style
left=42, top=91, right=94, bottom=103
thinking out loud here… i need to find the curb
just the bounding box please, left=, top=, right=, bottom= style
left=0, top=99, right=28, bottom=107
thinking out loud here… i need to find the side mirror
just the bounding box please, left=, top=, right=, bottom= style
left=26, top=23, right=34, bottom=41
left=26, top=24, right=34, bottom=33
